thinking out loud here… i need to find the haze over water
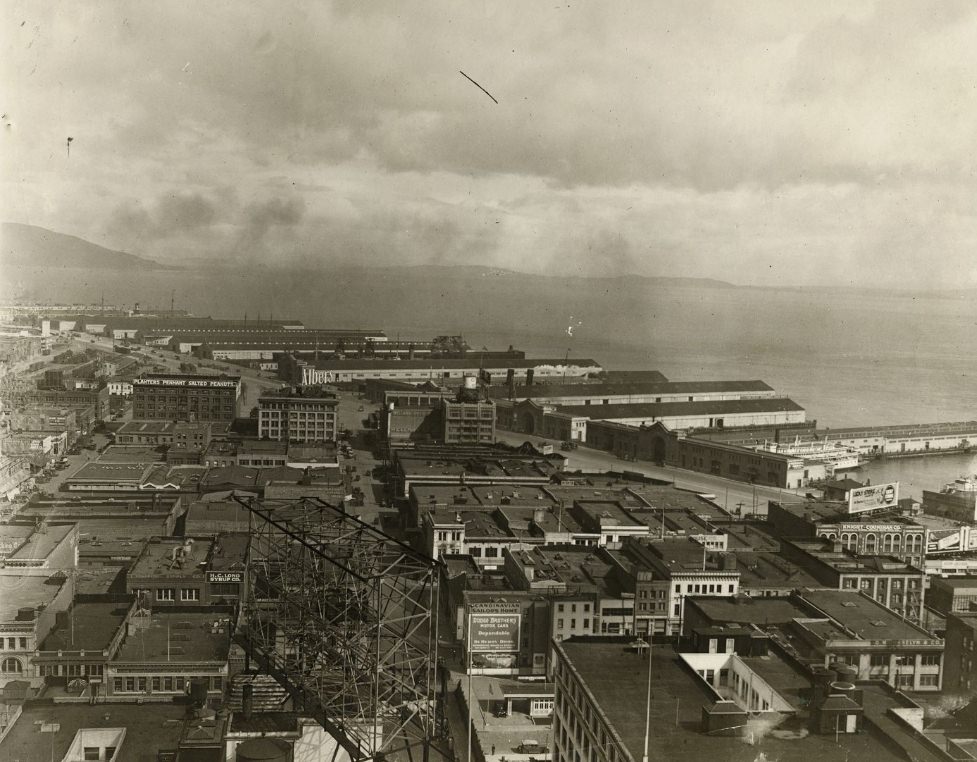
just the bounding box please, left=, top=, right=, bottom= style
left=10, top=265, right=977, bottom=423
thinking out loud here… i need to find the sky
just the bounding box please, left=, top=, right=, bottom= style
left=4, top=1, right=977, bottom=287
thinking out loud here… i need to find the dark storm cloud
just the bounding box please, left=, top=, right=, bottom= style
left=7, top=1, right=977, bottom=285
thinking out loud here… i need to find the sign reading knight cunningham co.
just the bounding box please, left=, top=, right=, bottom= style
left=468, top=602, right=521, bottom=653
left=848, top=482, right=899, bottom=514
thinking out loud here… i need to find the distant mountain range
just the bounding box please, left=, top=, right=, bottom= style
left=1, top=223, right=176, bottom=270
left=1, top=223, right=737, bottom=288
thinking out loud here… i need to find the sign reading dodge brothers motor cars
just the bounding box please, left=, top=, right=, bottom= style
left=468, top=602, right=521, bottom=653
left=848, top=482, right=899, bottom=514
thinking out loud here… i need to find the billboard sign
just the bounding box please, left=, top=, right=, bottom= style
left=848, top=482, right=899, bottom=514
left=468, top=602, right=521, bottom=654
left=926, top=527, right=977, bottom=554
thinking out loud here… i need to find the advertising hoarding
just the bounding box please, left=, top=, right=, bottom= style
left=848, top=482, right=899, bottom=514
left=469, top=613, right=520, bottom=653
left=468, top=603, right=521, bottom=671
left=926, top=526, right=977, bottom=554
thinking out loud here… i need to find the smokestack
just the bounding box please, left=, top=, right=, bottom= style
left=242, top=682, right=253, bottom=720
left=526, top=368, right=535, bottom=387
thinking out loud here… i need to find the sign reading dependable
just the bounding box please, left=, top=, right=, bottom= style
left=848, top=482, right=899, bottom=514
left=469, top=602, right=521, bottom=653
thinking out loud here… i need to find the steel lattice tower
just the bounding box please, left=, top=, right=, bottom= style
left=236, top=496, right=442, bottom=762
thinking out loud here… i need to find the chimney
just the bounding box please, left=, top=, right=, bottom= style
left=526, top=368, right=535, bottom=387
left=242, top=682, right=253, bottom=720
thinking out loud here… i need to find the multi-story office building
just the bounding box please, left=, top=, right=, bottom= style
left=442, top=398, right=496, bottom=445
left=132, top=374, right=241, bottom=422
left=257, top=386, right=339, bottom=443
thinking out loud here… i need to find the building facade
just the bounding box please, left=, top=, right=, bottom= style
left=257, top=387, right=339, bottom=442
left=132, top=374, right=241, bottom=422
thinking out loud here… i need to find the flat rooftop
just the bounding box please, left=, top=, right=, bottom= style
left=491, top=379, right=773, bottom=399
left=930, top=576, right=977, bottom=590
left=0, top=573, right=68, bottom=621
left=40, top=602, right=128, bottom=651
left=572, top=500, right=646, bottom=528
left=691, top=596, right=810, bottom=626
left=69, top=461, right=152, bottom=482
left=555, top=397, right=805, bottom=419
left=306, top=357, right=600, bottom=370
left=2, top=523, right=74, bottom=560
left=733, top=551, right=822, bottom=589
left=129, top=538, right=211, bottom=579
left=114, top=612, right=232, bottom=662
left=800, top=589, right=940, bottom=642
left=558, top=639, right=887, bottom=762
left=0, top=702, right=188, bottom=762
left=413, top=484, right=557, bottom=508
left=97, top=445, right=164, bottom=463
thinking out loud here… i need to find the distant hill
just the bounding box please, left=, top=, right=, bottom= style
left=1, top=223, right=175, bottom=270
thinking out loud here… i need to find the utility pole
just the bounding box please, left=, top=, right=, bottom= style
left=641, top=636, right=652, bottom=762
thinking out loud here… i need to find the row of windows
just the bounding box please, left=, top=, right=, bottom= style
left=133, top=588, right=200, bottom=601
left=3, top=637, right=29, bottom=650
left=38, top=663, right=104, bottom=677
left=112, top=675, right=223, bottom=693
left=555, top=618, right=591, bottom=631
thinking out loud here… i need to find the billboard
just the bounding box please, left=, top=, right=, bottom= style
left=468, top=602, right=521, bottom=654
left=926, top=527, right=977, bottom=554
left=848, top=482, right=899, bottom=514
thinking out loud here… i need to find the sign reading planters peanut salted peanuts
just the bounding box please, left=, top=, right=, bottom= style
left=848, top=482, right=899, bottom=514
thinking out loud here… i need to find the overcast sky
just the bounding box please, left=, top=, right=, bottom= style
left=4, top=1, right=977, bottom=286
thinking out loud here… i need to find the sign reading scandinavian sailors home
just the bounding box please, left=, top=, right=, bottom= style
left=206, top=571, right=244, bottom=584
left=848, top=482, right=899, bottom=514
left=468, top=602, right=521, bottom=653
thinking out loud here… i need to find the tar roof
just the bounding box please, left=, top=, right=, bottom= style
left=3, top=524, right=74, bottom=560
left=0, top=702, right=188, bottom=762
left=129, top=538, right=212, bottom=579
left=307, top=357, right=601, bottom=370
left=114, top=611, right=232, bottom=662
left=554, top=398, right=805, bottom=419
left=70, top=462, right=153, bottom=481
left=39, top=602, right=128, bottom=651
left=0, top=573, right=67, bottom=621
left=733, top=552, right=822, bottom=589
left=571, top=500, right=646, bottom=527
left=930, top=576, right=977, bottom=590
left=688, top=596, right=808, bottom=626
left=492, top=379, right=774, bottom=399
left=799, top=589, right=939, bottom=642
left=557, top=639, right=888, bottom=762
left=98, top=446, right=165, bottom=463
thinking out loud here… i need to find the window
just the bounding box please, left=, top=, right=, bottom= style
left=870, top=654, right=888, bottom=667
left=83, top=748, right=100, bottom=761
left=919, top=674, right=939, bottom=687
left=921, top=654, right=941, bottom=666
left=156, top=588, right=175, bottom=601
left=180, top=588, right=200, bottom=602
left=1, top=657, right=23, bottom=673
